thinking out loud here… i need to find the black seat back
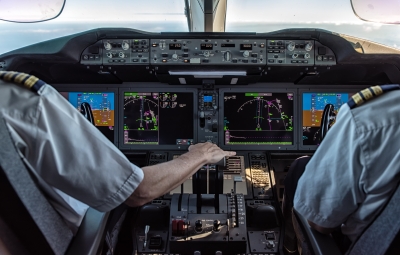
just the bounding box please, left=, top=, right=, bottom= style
left=0, top=116, right=73, bottom=255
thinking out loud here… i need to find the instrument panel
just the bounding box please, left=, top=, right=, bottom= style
left=55, top=84, right=362, bottom=152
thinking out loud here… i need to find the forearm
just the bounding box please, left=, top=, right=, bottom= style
left=125, top=150, right=208, bottom=207
left=308, top=220, right=337, bottom=235
left=125, top=142, right=236, bottom=207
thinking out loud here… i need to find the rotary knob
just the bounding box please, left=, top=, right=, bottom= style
left=243, top=50, right=249, bottom=58
left=203, top=51, right=210, bottom=58
left=287, top=42, right=295, bottom=51
left=104, top=42, right=112, bottom=50
left=224, top=51, right=232, bottom=61
left=172, top=53, right=178, bottom=60
left=304, top=53, right=311, bottom=59
left=121, top=41, right=129, bottom=50
left=195, top=220, right=203, bottom=232
left=213, top=220, right=221, bottom=232
left=266, top=240, right=275, bottom=249
left=106, top=52, right=113, bottom=58
left=305, top=42, right=313, bottom=51
left=292, top=53, right=299, bottom=59
left=118, top=52, right=125, bottom=58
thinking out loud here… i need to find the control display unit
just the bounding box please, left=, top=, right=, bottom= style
left=221, top=89, right=295, bottom=149
left=59, top=91, right=115, bottom=143
left=122, top=89, right=195, bottom=149
left=301, top=91, right=354, bottom=147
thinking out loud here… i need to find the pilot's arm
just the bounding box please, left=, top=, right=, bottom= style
left=126, top=143, right=235, bottom=207
left=293, top=103, right=364, bottom=235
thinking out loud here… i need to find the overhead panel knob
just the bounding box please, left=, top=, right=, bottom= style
left=292, top=53, right=298, bottom=59
left=104, top=42, right=112, bottom=50
left=118, top=52, right=125, bottom=58
left=304, top=53, right=311, bottom=59
left=204, top=51, right=210, bottom=58
left=224, top=51, right=232, bottom=61
left=243, top=50, right=250, bottom=58
left=106, top=52, right=113, bottom=58
left=287, top=42, right=295, bottom=51
left=305, top=42, right=313, bottom=51
left=172, top=53, right=178, bottom=60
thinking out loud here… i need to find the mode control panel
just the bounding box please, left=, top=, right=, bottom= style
left=267, top=40, right=315, bottom=66
left=103, top=39, right=149, bottom=64
left=150, top=39, right=266, bottom=65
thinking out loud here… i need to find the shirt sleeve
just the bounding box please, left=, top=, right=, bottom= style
left=294, top=104, right=365, bottom=228
left=31, top=84, right=144, bottom=212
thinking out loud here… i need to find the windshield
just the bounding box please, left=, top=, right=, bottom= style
left=1, top=0, right=399, bottom=54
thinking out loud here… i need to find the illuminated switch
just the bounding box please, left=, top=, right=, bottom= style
left=177, top=220, right=185, bottom=236
left=172, top=220, right=178, bottom=236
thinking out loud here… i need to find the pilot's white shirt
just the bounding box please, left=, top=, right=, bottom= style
left=294, top=90, right=400, bottom=242
left=0, top=80, right=144, bottom=234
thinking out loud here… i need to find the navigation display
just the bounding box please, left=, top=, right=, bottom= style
left=302, top=92, right=352, bottom=146
left=60, top=91, right=115, bottom=142
left=123, top=92, right=194, bottom=145
left=223, top=92, right=294, bottom=145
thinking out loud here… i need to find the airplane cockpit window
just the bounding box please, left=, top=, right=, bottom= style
left=1, top=0, right=400, bottom=254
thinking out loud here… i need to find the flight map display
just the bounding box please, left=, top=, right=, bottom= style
left=123, top=92, right=193, bottom=145
left=60, top=91, right=115, bottom=142
left=302, top=92, right=351, bottom=145
left=223, top=92, right=294, bottom=145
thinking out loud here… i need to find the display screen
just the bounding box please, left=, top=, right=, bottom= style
left=240, top=44, right=252, bottom=50
left=221, top=43, right=236, bottom=47
left=60, top=92, right=115, bottom=142
left=123, top=92, right=194, bottom=145
left=201, top=43, right=213, bottom=50
left=302, top=92, right=352, bottom=146
left=223, top=92, right=294, bottom=145
left=169, top=43, right=182, bottom=50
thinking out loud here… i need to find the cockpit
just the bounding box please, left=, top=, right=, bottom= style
left=1, top=0, right=400, bottom=255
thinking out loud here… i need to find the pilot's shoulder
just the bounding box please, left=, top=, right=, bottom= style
left=347, top=84, right=400, bottom=109
left=0, top=71, right=46, bottom=94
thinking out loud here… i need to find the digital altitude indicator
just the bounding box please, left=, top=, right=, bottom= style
left=240, top=44, right=253, bottom=50
left=201, top=43, right=213, bottom=50
left=169, top=43, right=182, bottom=50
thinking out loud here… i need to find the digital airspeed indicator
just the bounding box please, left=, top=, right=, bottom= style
left=169, top=43, right=182, bottom=50
left=201, top=43, right=213, bottom=50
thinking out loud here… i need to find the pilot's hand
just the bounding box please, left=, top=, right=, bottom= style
left=188, top=142, right=236, bottom=164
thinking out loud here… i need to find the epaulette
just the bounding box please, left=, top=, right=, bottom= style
left=347, top=84, right=400, bottom=109
left=0, top=71, right=45, bottom=94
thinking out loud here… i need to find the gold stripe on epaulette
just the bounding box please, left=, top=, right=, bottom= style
left=352, top=93, right=364, bottom=105
left=371, top=85, right=383, bottom=96
left=14, top=73, right=29, bottom=84
left=360, top=88, right=373, bottom=100
left=24, top=75, right=39, bottom=89
left=4, top=71, right=17, bottom=81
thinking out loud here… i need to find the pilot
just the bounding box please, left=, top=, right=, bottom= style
left=292, top=85, right=400, bottom=249
left=0, top=71, right=235, bottom=234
